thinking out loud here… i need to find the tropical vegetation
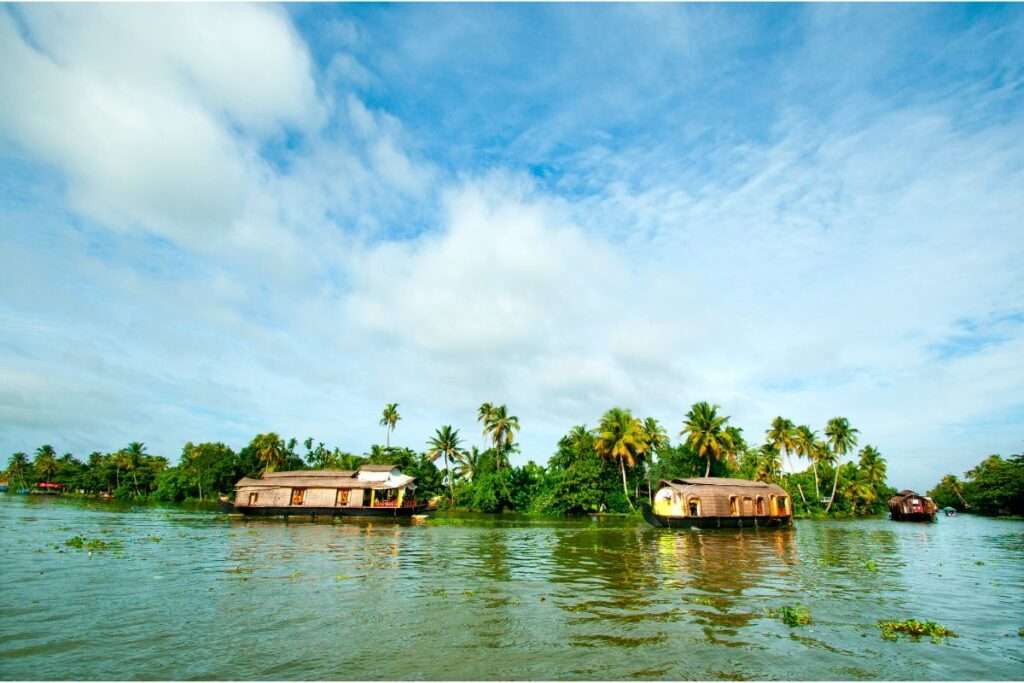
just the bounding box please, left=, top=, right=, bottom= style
left=928, top=453, right=1024, bottom=516
left=3, top=400, right=914, bottom=517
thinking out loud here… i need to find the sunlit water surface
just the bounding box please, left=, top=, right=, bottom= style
left=1, top=496, right=1022, bottom=680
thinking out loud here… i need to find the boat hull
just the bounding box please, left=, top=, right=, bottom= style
left=230, top=504, right=431, bottom=519
left=890, top=511, right=936, bottom=522
left=642, top=503, right=791, bottom=529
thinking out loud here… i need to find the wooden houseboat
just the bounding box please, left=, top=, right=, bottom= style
left=643, top=477, right=793, bottom=529
left=231, top=464, right=428, bottom=518
left=888, top=490, right=937, bottom=522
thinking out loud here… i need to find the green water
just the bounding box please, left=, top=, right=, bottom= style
left=1, top=496, right=1022, bottom=680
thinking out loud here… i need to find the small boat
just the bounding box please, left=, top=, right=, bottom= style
left=643, top=477, right=793, bottom=529
left=31, top=482, right=64, bottom=495
left=942, top=506, right=957, bottom=517
left=231, top=464, right=430, bottom=519
left=888, top=490, right=938, bottom=522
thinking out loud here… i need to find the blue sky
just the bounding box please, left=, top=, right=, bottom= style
left=1, top=3, right=1022, bottom=491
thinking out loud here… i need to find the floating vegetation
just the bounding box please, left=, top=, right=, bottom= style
left=691, top=596, right=717, bottom=607
left=975, top=560, right=985, bottom=566
left=1018, top=627, right=1024, bottom=638
left=334, top=574, right=355, bottom=581
left=430, top=588, right=447, bottom=597
left=64, top=535, right=122, bottom=552
left=877, top=619, right=958, bottom=643
left=141, top=535, right=161, bottom=543
left=767, top=605, right=812, bottom=627
left=864, top=560, right=878, bottom=572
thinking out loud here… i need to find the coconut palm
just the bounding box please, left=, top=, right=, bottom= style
left=641, top=418, right=669, bottom=500
left=477, top=402, right=495, bottom=447
left=680, top=401, right=734, bottom=478
left=794, top=425, right=820, bottom=499
left=755, top=445, right=782, bottom=482
left=426, top=425, right=463, bottom=505
left=124, top=442, right=146, bottom=495
left=484, top=404, right=520, bottom=471
left=841, top=475, right=875, bottom=515
left=857, top=445, right=887, bottom=491
left=766, top=417, right=798, bottom=475
left=453, top=446, right=482, bottom=482
left=33, top=445, right=58, bottom=484
left=379, top=403, right=401, bottom=448
left=594, top=408, right=648, bottom=510
left=5, top=452, right=31, bottom=489
left=824, top=417, right=859, bottom=512
left=253, top=433, right=287, bottom=474
left=723, top=426, right=746, bottom=467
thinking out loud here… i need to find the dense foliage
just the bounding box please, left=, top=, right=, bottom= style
left=928, top=454, right=1024, bottom=516
left=2, top=401, right=920, bottom=517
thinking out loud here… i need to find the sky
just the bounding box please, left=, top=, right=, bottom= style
left=1, top=3, right=1022, bottom=491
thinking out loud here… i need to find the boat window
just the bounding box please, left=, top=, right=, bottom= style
left=729, top=496, right=738, bottom=516
left=688, top=498, right=701, bottom=517
left=756, top=497, right=766, bottom=515
left=248, top=492, right=258, bottom=505
left=336, top=489, right=349, bottom=506
left=291, top=488, right=305, bottom=506
left=743, top=496, right=753, bottom=515
left=777, top=496, right=787, bottom=513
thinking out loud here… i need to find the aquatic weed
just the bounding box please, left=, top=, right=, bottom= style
left=64, top=535, right=123, bottom=552
left=767, top=605, right=812, bottom=627
left=1018, top=627, right=1024, bottom=638
left=864, top=560, right=878, bottom=572
left=877, top=619, right=957, bottom=643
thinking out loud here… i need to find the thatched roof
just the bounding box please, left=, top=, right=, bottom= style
left=263, top=469, right=356, bottom=478
left=235, top=473, right=415, bottom=490
left=359, top=464, right=397, bottom=472
left=660, top=477, right=787, bottom=496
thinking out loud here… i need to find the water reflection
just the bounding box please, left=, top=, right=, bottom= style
left=3, top=498, right=1024, bottom=681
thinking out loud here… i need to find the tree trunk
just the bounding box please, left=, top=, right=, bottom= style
left=620, top=457, right=634, bottom=510
left=385, top=428, right=389, bottom=449
left=825, top=461, right=841, bottom=512
left=704, top=455, right=711, bottom=477
left=445, top=454, right=453, bottom=507
left=198, top=479, right=203, bottom=501
left=812, top=461, right=821, bottom=500
left=796, top=482, right=808, bottom=508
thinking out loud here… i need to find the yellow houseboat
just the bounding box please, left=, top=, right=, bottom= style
left=642, top=477, right=793, bottom=529
left=230, top=464, right=429, bottom=518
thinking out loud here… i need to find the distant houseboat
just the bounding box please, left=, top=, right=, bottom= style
left=643, top=477, right=793, bottom=529
left=231, top=464, right=428, bottom=518
left=0, top=480, right=7, bottom=493
left=888, top=490, right=937, bottom=522
left=31, top=482, right=64, bottom=495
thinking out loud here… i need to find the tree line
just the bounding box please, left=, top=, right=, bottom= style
left=3, top=401, right=897, bottom=516
left=928, top=453, right=1024, bottom=517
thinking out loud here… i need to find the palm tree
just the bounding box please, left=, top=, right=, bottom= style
left=755, top=445, right=782, bottom=482
left=824, top=417, right=859, bottom=512
left=723, top=426, right=746, bottom=467
left=477, top=402, right=495, bottom=448
left=841, top=475, right=875, bottom=515
left=5, top=452, right=31, bottom=489
left=124, top=442, right=146, bottom=495
left=453, top=446, right=482, bottom=482
left=253, top=433, right=286, bottom=474
left=857, top=445, right=887, bottom=492
left=484, top=404, right=520, bottom=471
left=426, top=425, right=463, bottom=505
left=680, top=401, right=734, bottom=477
left=594, top=408, right=648, bottom=510
left=379, top=403, right=401, bottom=448
left=794, top=425, right=820, bottom=499
left=766, top=417, right=798, bottom=475
left=33, top=445, right=58, bottom=484
left=641, top=418, right=669, bottom=500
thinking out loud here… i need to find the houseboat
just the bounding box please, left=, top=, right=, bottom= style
left=230, top=464, right=429, bottom=518
left=888, top=490, right=937, bottom=522
left=642, top=477, right=793, bottom=529
left=0, top=480, right=7, bottom=493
